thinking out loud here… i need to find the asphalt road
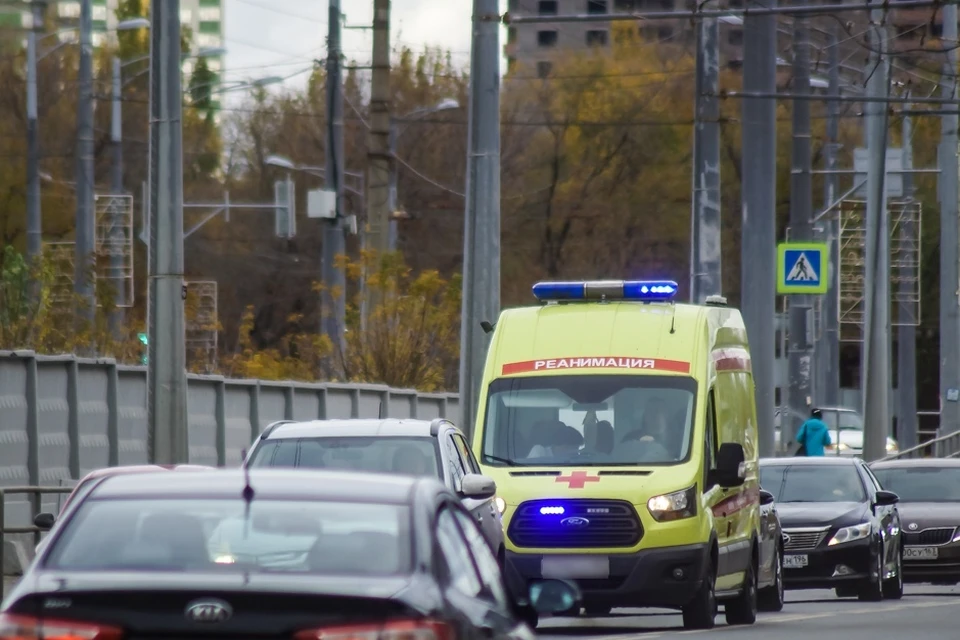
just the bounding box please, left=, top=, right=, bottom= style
left=537, top=585, right=960, bottom=640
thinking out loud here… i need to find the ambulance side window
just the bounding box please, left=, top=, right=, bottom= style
left=703, top=389, right=718, bottom=490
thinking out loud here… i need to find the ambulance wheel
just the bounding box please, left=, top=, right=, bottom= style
left=682, top=558, right=717, bottom=630
left=724, top=557, right=758, bottom=625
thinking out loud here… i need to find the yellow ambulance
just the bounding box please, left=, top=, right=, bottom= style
left=472, top=280, right=762, bottom=630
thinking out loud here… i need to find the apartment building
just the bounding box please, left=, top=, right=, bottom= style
left=1, top=0, right=224, bottom=82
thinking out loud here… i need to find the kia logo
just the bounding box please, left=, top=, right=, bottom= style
left=185, top=599, right=233, bottom=623
left=561, top=516, right=590, bottom=528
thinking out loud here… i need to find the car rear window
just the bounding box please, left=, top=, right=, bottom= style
left=44, top=498, right=412, bottom=575
left=760, top=464, right=866, bottom=503
left=250, top=436, right=441, bottom=479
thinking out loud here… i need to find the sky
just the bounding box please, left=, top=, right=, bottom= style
left=220, top=0, right=483, bottom=98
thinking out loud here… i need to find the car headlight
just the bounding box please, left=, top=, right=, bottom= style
left=825, top=443, right=850, bottom=452
left=886, top=440, right=898, bottom=453
left=647, top=486, right=697, bottom=522
left=495, top=496, right=506, bottom=514
left=828, top=522, right=872, bottom=546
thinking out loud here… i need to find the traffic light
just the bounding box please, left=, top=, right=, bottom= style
left=138, top=332, right=148, bottom=364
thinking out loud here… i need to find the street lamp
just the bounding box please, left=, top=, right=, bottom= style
left=387, top=98, right=461, bottom=250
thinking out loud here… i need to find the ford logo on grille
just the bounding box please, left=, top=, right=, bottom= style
left=185, top=599, right=233, bottom=623
left=560, top=516, right=590, bottom=528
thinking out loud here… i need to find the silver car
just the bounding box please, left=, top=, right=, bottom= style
left=244, top=418, right=506, bottom=556
left=774, top=406, right=899, bottom=457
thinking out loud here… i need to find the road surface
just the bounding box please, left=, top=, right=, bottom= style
left=538, top=585, right=959, bottom=639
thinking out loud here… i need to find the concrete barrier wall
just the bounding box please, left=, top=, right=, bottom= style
left=0, top=350, right=460, bottom=565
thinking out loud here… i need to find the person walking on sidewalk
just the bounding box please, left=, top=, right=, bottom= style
left=795, top=408, right=832, bottom=456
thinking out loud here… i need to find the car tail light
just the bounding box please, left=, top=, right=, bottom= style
left=0, top=614, right=123, bottom=640
left=294, top=619, right=453, bottom=640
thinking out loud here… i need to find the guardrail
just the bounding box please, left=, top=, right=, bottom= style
left=1, top=486, right=73, bottom=599
left=878, top=429, right=960, bottom=461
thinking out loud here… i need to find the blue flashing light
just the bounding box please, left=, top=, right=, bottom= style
left=539, top=506, right=565, bottom=515
left=532, top=280, right=679, bottom=303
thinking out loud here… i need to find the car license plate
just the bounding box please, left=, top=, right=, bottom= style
left=783, top=554, right=808, bottom=569
left=541, top=555, right=610, bottom=579
left=904, top=546, right=939, bottom=560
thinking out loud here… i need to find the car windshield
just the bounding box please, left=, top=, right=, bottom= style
left=480, top=374, right=698, bottom=466
left=760, top=464, right=866, bottom=503
left=249, top=436, right=441, bottom=478
left=821, top=410, right=863, bottom=432
left=45, top=498, right=412, bottom=575
left=871, top=467, right=960, bottom=502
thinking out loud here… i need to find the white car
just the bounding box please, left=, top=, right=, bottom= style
left=774, top=406, right=899, bottom=457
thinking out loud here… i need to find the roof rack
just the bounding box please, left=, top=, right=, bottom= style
left=259, top=419, right=297, bottom=440
left=430, top=418, right=450, bottom=436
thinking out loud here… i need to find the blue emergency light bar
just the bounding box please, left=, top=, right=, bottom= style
left=532, top=280, right=679, bottom=302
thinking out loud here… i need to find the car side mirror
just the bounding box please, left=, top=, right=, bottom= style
left=759, top=489, right=775, bottom=506
left=34, top=512, right=56, bottom=530
left=873, top=489, right=899, bottom=508
left=710, top=443, right=746, bottom=488
left=460, top=473, right=497, bottom=500
left=527, top=579, right=581, bottom=614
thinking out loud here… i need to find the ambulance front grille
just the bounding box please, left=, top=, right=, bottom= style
left=508, top=499, right=643, bottom=549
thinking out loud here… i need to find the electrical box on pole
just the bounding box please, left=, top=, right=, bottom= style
left=274, top=177, right=296, bottom=238
left=307, top=188, right=337, bottom=219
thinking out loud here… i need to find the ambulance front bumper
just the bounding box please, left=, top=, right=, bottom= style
left=506, top=542, right=710, bottom=610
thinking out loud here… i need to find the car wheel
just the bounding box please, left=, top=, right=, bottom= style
left=682, top=557, right=717, bottom=630
left=758, top=547, right=785, bottom=612
left=882, top=546, right=904, bottom=600
left=725, top=556, right=758, bottom=625
left=857, top=549, right=884, bottom=602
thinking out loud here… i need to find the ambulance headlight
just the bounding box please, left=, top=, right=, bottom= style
left=647, top=486, right=697, bottom=522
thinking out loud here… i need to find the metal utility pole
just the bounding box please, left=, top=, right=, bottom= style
left=366, top=0, right=391, bottom=257
left=740, top=0, right=778, bottom=457
left=690, top=12, right=722, bottom=303
left=387, top=123, right=399, bottom=251
left=323, top=0, right=347, bottom=358
left=109, top=56, right=126, bottom=334
left=75, top=0, right=96, bottom=325
left=25, top=0, right=44, bottom=274
left=147, top=0, right=189, bottom=464
left=818, top=25, right=841, bottom=408
left=898, top=97, right=918, bottom=450
left=787, top=11, right=814, bottom=447
left=939, top=2, right=960, bottom=447
left=459, top=0, right=501, bottom=439
left=861, top=15, right=891, bottom=462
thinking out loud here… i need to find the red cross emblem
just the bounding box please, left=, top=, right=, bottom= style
left=556, top=471, right=601, bottom=489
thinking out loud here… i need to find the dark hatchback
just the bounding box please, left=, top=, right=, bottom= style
left=759, top=457, right=903, bottom=601
left=1, top=469, right=579, bottom=639
left=870, top=458, right=960, bottom=585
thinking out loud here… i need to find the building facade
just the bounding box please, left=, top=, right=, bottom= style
left=2, top=0, right=224, bottom=81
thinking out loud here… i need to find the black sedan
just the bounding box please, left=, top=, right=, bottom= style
left=870, top=458, right=960, bottom=585
left=1, top=469, right=580, bottom=638
left=758, top=488, right=785, bottom=611
left=759, top=457, right=903, bottom=601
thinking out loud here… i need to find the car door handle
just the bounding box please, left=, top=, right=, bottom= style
left=477, top=514, right=484, bottom=522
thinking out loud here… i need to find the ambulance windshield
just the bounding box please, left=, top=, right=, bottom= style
left=480, top=375, right=698, bottom=466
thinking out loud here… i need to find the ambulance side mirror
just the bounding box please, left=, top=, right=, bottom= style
left=711, top=443, right=746, bottom=488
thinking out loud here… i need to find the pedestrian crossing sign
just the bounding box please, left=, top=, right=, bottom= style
left=777, top=242, right=828, bottom=294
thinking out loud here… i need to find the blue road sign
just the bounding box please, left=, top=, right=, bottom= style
left=777, top=242, right=828, bottom=294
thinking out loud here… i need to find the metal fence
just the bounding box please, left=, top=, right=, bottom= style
left=0, top=350, right=460, bottom=573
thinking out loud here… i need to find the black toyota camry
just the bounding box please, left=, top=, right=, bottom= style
left=758, top=457, right=903, bottom=601
left=2, top=469, right=579, bottom=638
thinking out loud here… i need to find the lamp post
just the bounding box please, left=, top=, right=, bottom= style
left=386, top=99, right=460, bottom=251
